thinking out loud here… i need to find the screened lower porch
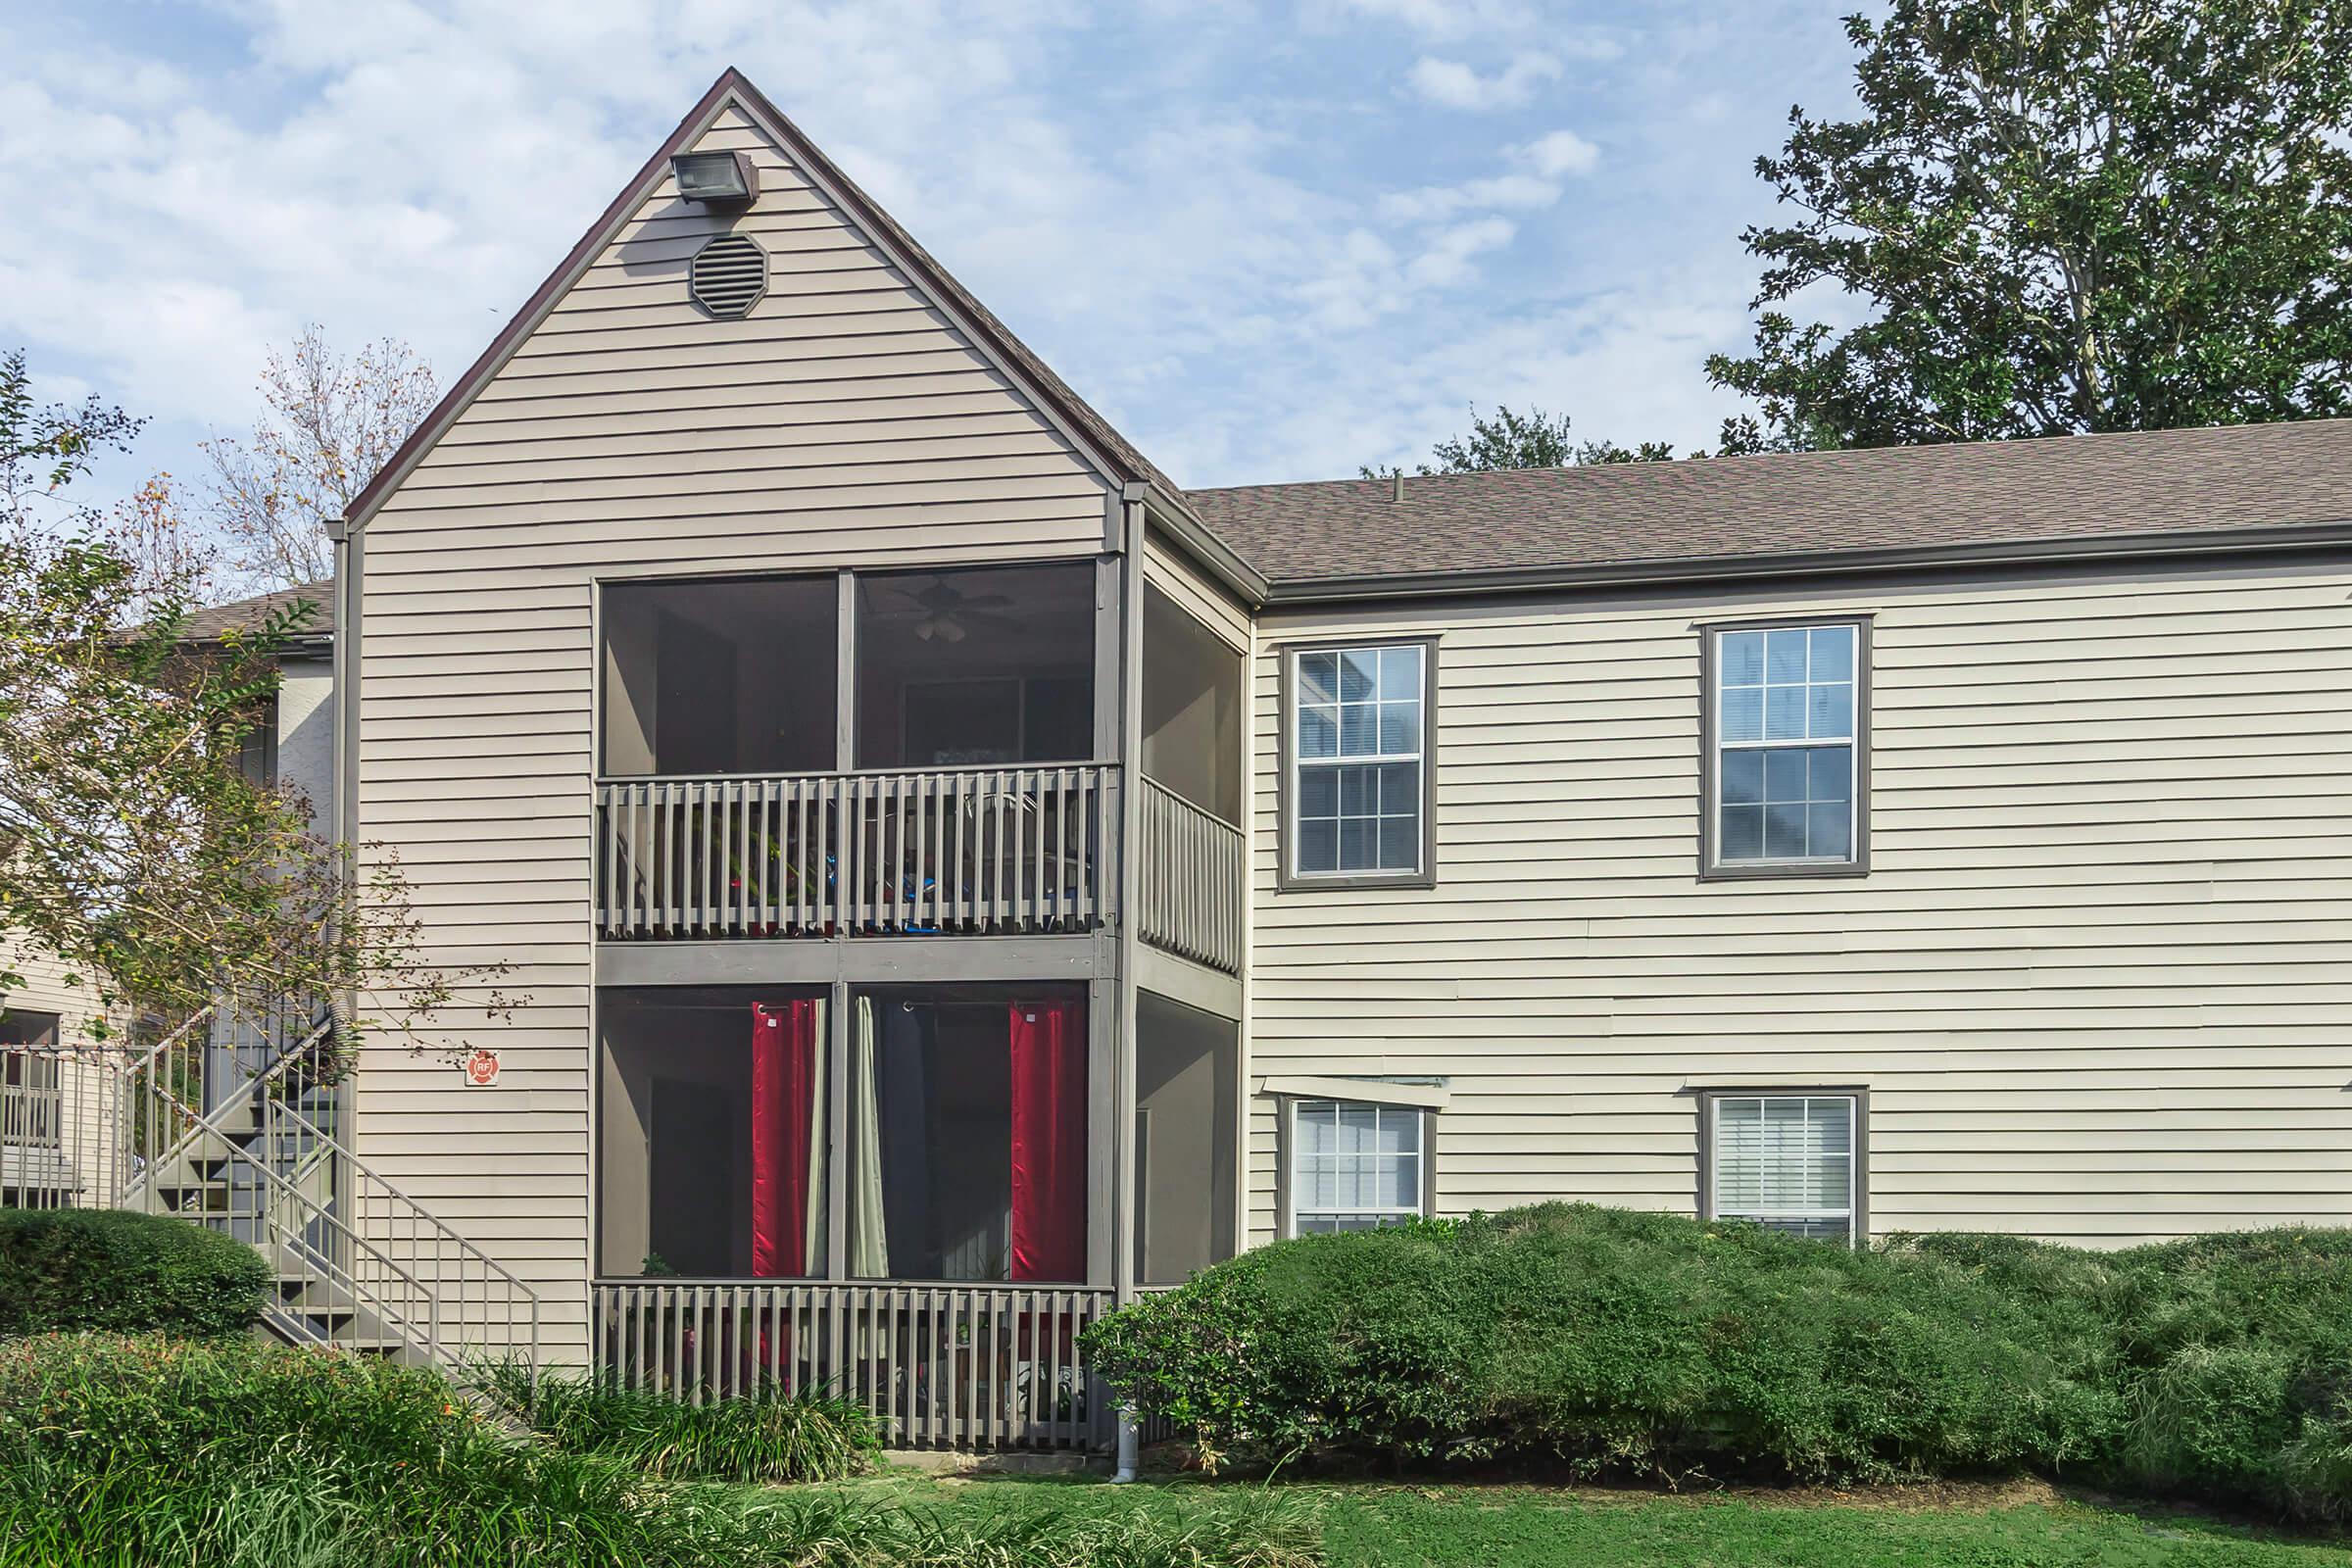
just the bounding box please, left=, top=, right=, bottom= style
left=593, top=981, right=1237, bottom=1448
left=597, top=982, right=1102, bottom=1447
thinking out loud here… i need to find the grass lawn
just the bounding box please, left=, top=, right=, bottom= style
left=844, top=1471, right=2352, bottom=1568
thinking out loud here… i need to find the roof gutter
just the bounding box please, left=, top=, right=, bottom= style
left=1258, top=516, right=2352, bottom=606
left=1122, top=480, right=1269, bottom=607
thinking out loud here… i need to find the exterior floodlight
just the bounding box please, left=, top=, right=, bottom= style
left=671, top=150, right=758, bottom=206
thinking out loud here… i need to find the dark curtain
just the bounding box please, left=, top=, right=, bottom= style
left=877, top=1001, right=935, bottom=1277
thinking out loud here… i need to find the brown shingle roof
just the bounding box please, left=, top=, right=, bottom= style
left=182, top=581, right=333, bottom=642
left=1184, top=419, right=2352, bottom=589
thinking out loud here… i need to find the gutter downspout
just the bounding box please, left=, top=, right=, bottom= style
left=325, top=515, right=362, bottom=1071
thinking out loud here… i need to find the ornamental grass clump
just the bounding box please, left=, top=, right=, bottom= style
left=0, top=1334, right=1319, bottom=1567
left=478, top=1356, right=882, bottom=1482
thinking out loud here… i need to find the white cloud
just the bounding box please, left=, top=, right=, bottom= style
left=1326, top=0, right=1536, bottom=40
left=1406, top=52, right=1560, bottom=111
left=1376, top=126, right=1599, bottom=222
left=1405, top=216, right=1516, bottom=288
left=1522, top=128, right=1601, bottom=177
left=0, top=0, right=1859, bottom=507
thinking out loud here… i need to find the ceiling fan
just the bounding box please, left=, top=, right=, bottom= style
left=884, top=578, right=1020, bottom=643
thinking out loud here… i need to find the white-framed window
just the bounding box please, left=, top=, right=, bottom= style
left=1288, top=642, right=1430, bottom=883
left=1289, top=1100, right=1427, bottom=1235
left=1706, top=621, right=1864, bottom=871
left=1706, top=1093, right=1860, bottom=1244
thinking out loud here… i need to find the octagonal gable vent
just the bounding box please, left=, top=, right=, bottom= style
left=690, top=234, right=767, bottom=318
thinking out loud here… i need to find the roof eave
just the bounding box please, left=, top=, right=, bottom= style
left=1125, top=481, right=1269, bottom=607
left=1257, top=516, right=2352, bottom=606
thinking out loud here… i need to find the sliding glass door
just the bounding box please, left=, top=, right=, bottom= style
left=841, top=986, right=1086, bottom=1282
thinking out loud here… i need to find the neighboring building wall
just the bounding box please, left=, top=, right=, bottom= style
left=276, top=655, right=336, bottom=833
left=1, top=940, right=117, bottom=1206
left=354, top=101, right=1113, bottom=1359
left=1247, top=557, right=2352, bottom=1249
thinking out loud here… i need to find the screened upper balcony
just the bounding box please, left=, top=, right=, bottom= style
left=595, top=562, right=1105, bottom=941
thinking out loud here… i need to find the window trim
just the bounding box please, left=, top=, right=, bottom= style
left=1278, top=1094, right=1438, bottom=1238
left=0, top=1008, right=61, bottom=1054
left=1275, top=634, right=1440, bottom=891
left=1697, top=614, right=1872, bottom=880
left=1695, top=1085, right=1869, bottom=1246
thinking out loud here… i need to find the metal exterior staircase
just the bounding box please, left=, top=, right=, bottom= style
left=5, top=1003, right=538, bottom=1375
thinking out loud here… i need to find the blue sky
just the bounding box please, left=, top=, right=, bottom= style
left=1, top=1, right=1861, bottom=503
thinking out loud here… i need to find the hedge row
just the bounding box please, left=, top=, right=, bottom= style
left=0, top=1207, right=269, bottom=1338
left=1081, top=1204, right=2352, bottom=1522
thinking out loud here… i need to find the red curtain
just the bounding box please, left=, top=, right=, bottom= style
left=750, top=999, right=819, bottom=1277
left=1008, top=998, right=1086, bottom=1282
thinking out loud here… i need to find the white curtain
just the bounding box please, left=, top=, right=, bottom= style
left=847, top=996, right=889, bottom=1275
left=804, top=996, right=829, bottom=1268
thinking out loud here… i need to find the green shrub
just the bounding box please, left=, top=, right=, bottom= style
left=1084, top=1205, right=2120, bottom=1487
left=479, top=1357, right=883, bottom=1482
left=1087, top=1206, right=2352, bottom=1522
left=0, top=1207, right=269, bottom=1338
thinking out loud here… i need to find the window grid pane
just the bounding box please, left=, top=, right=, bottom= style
left=1712, top=1095, right=1855, bottom=1244
left=1715, top=623, right=1858, bottom=864
left=1292, top=1100, right=1425, bottom=1234
left=1295, top=644, right=1425, bottom=876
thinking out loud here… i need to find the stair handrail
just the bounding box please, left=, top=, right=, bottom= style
left=111, top=1000, right=542, bottom=1374
left=120, top=1007, right=334, bottom=1211
left=171, top=1108, right=472, bottom=1369
left=101, top=1005, right=217, bottom=1208
left=255, top=1089, right=543, bottom=1368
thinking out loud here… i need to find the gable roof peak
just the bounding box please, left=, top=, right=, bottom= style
left=345, top=68, right=1185, bottom=531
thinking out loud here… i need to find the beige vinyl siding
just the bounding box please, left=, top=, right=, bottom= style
left=355, top=102, right=1110, bottom=1360
left=1247, top=561, right=2352, bottom=1249
left=2, top=940, right=116, bottom=1204
left=1143, top=527, right=1252, bottom=652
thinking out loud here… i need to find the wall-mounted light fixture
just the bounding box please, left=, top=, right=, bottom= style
left=670, top=150, right=759, bottom=207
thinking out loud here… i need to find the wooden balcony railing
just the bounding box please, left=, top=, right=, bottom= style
left=1137, top=777, right=1244, bottom=975
left=595, top=765, right=1108, bottom=941
left=592, top=1280, right=1113, bottom=1450
left=0, top=1081, right=61, bottom=1148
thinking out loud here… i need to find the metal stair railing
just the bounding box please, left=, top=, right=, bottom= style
left=249, top=1088, right=542, bottom=1369
left=106, top=1002, right=541, bottom=1377
left=118, top=1007, right=330, bottom=1213
left=122, top=1052, right=538, bottom=1375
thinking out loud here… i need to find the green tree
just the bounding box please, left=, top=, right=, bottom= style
left=1364, top=404, right=1678, bottom=477
left=1707, top=0, right=2352, bottom=453
left=0, top=349, right=502, bottom=1059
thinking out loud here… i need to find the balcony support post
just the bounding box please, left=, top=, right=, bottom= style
left=1112, top=491, right=1147, bottom=1307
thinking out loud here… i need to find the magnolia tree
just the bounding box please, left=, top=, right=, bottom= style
left=1363, top=405, right=1680, bottom=477
left=0, top=349, right=504, bottom=1067
left=1708, top=0, right=2352, bottom=451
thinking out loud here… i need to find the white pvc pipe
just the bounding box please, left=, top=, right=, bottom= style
left=1111, top=1404, right=1140, bottom=1483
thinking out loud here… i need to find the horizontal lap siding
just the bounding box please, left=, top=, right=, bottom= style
left=356, top=104, right=1108, bottom=1361
left=1247, top=564, right=2352, bottom=1249
left=1143, top=528, right=1252, bottom=651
